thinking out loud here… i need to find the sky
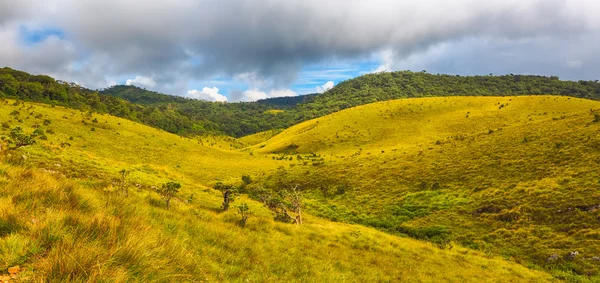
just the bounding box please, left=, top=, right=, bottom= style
left=1, top=0, right=600, bottom=102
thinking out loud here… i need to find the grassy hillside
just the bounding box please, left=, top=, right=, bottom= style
left=255, top=96, right=597, bottom=155
left=3, top=67, right=600, bottom=138
left=250, top=96, right=600, bottom=281
left=0, top=98, right=288, bottom=186
left=0, top=98, right=554, bottom=281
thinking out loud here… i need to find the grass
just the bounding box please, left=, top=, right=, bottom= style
left=0, top=96, right=593, bottom=281
left=0, top=154, right=552, bottom=282
left=250, top=95, right=600, bottom=281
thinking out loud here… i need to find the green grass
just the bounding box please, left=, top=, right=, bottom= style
left=250, top=95, right=600, bottom=281
left=0, top=98, right=555, bottom=281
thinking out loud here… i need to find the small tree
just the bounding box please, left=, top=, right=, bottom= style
left=288, top=185, right=303, bottom=225
left=158, top=181, right=181, bottom=209
left=215, top=182, right=236, bottom=211
left=236, top=203, right=252, bottom=227
left=266, top=185, right=303, bottom=225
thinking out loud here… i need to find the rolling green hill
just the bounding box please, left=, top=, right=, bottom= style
left=0, top=98, right=554, bottom=282
left=3, top=67, right=600, bottom=138
left=248, top=95, right=600, bottom=281
left=3, top=66, right=600, bottom=281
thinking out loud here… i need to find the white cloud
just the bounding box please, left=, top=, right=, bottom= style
left=269, top=88, right=297, bottom=98
left=187, top=87, right=228, bottom=102
left=229, top=88, right=298, bottom=102
left=125, top=76, right=156, bottom=88
left=316, top=81, right=335, bottom=93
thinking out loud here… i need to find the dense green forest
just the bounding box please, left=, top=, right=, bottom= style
left=1, top=67, right=600, bottom=137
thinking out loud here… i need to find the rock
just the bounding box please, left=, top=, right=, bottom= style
left=592, top=256, right=600, bottom=261
left=54, top=163, right=62, bottom=167
left=566, top=251, right=579, bottom=261
left=547, top=254, right=559, bottom=262
left=21, top=155, right=27, bottom=161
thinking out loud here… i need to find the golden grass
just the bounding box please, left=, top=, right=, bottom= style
left=249, top=95, right=600, bottom=281
left=0, top=162, right=552, bottom=282
left=255, top=95, right=598, bottom=155
left=2, top=96, right=592, bottom=281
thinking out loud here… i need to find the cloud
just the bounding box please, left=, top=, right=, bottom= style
left=187, top=87, right=228, bottom=102
left=316, top=81, right=335, bottom=93
left=229, top=88, right=298, bottom=102
left=125, top=76, right=156, bottom=88
left=269, top=89, right=297, bottom=98
left=1, top=0, right=600, bottom=92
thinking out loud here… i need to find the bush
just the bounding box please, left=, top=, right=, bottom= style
left=3, top=127, right=37, bottom=149
left=32, top=128, right=48, bottom=140
left=396, top=225, right=452, bottom=249
left=157, top=182, right=181, bottom=209
left=236, top=203, right=252, bottom=227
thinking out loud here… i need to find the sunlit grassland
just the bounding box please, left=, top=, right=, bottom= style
left=0, top=155, right=552, bottom=281
left=0, top=96, right=595, bottom=281
left=255, top=95, right=597, bottom=156
left=252, top=95, right=600, bottom=281
left=238, top=129, right=282, bottom=146
left=0, top=99, right=287, bottom=186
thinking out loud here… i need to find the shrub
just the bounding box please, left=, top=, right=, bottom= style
left=32, top=128, right=47, bottom=140
left=4, top=127, right=37, bottom=149
left=157, top=182, right=181, bottom=209
left=236, top=203, right=252, bottom=227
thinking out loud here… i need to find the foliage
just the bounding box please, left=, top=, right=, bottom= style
left=158, top=181, right=181, bottom=209
left=2, top=127, right=37, bottom=149
left=236, top=203, right=252, bottom=227
left=214, top=182, right=237, bottom=211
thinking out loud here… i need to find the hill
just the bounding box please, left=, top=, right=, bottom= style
left=0, top=98, right=553, bottom=282
left=3, top=67, right=600, bottom=138
left=248, top=96, right=600, bottom=281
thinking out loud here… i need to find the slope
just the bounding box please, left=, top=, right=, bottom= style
left=4, top=67, right=600, bottom=138
left=0, top=98, right=553, bottom=281
left=250, top=95, right=600, bottom=281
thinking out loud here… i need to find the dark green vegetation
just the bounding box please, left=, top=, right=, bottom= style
left=2, top=67, right=600, bottom=137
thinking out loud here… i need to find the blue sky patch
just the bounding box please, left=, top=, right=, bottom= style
left=20, top=26, right=65, bottom=46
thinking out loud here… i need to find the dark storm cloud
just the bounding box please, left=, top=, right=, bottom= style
left=1, top=0, right=599, bottom=93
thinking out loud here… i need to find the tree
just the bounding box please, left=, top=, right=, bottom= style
left=287, top=185, right=303, bottom=225
left=236, top=203, right=252, bottom=227
left=158, top=181, right=181, bottom=209
left=266, top=185, right=303, bottom=225
left=214, top=182, right=236, bottom=211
